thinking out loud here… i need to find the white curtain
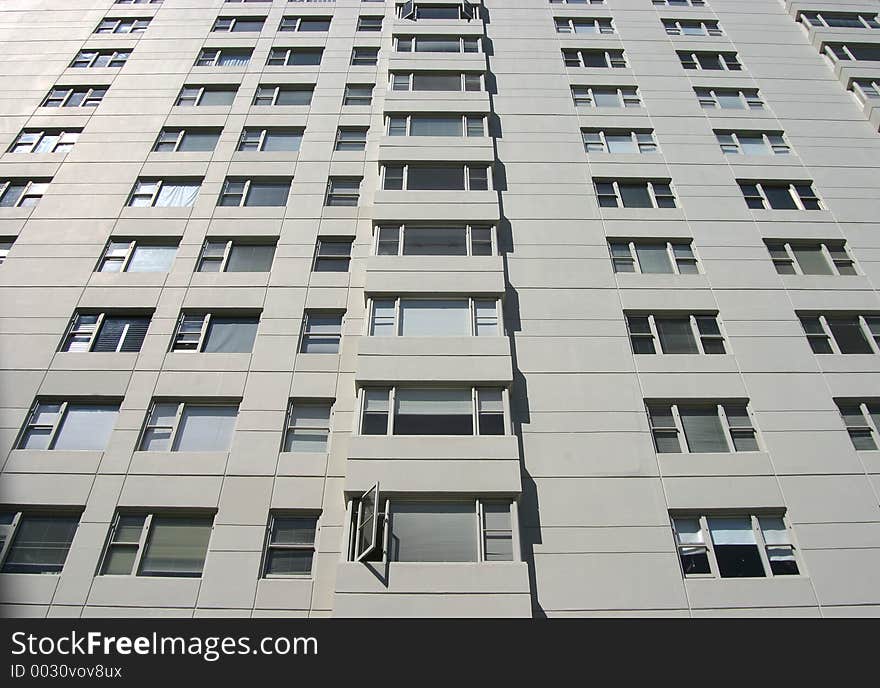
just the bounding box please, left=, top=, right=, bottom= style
left=156, top=183, right=199, bottom=208
left=708, top=518, right=755, bottom=545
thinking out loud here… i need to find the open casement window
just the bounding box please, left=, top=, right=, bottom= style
left=738, top=181, right=821, bottom=210
left=368, top=297, right=501, bottom=337
left=128, top=179, right=201, bottom=207
left=386, top=114, right=485, bottom=137
left=253, top=85, right=313, bottom=106
left=395, top=36, right=482, bottom=53
left=300, top=311, right=344, bottom=353
left=100, top=513, right=214, bottom=577
left=715, top=131, right=789, bottom=156
left=647, top=402, right=759, bottom=454
left=263, top=515, right=318, bottom=576
left=283, top=400, right=333, bottom=452
left=798, top=314, right=880, bottom=354
left=672, top=515, right=799, bottom=579
left=381, top=163, right=491, bottom=190
left=626, top=313, right=725, bottom=355
left=197, top=241, right=276, bottom=272
left=98, top=240, right=178, bottom=273
left=61, top=312, right=150, bottom=353
left=17, top=400, right=120, bottom=451
left=375, top=224, right=495, bottom=256
left=608, top=240, right=698, bottom=274
left=594, top=179, right=676, bottom=208
left=9, top=129, right=81, bottom=154
left=358, top=386, right=507, bottom=436
left=354, top=483, right=381, bottom=562
left=171, top=312, right=259, bottom=353
left=571, top=85, right=641, bottom=108
left=139, top=402, right=239, bottom=451
left=176, top=85, right=238, bottom=106
left=0, top=179, right=50, bottom=208
left=153, top=128, right=221, bottom=153
left=695, top=87, right=763, bottom=110
left=562, top=48, right=627, bottom=68
left=765, top=241, right=855, bottom=276
left=836, top=400, right=880, bottom=450
left=313, top=239, right=353, bottom=272
left=0, top=512, right=80, bottom=574
left=71, top=50, right=131, bottom=68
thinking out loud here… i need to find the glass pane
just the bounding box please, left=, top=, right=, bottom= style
left=619, top=183, right=653, bottom=208
left=674, top=518, right=703, bottom=545
left=828, top=318, right=872, bottom=353
left=172, top=405, right=237, bottom=451
left=758, top=517, right=789, bottom=545
left=412, top=73, right=461, bottom=91
left=635, top=245, right=673, bottom=273
left=199, top=89, right=236, bottom=106
left=399, top=299, right=470, bottom=336
left=403, top=227, right=467, bottom=255
left=270, top=517, right=317, bottom=546
left=114, top=515, right=146, bottom=543
left=102, top=545, right=137, bottom=575
left=407, top=165, right=464, bottom=190
left=409, top=116, right=463, bottom=136
left=285, top=430, right=328, bottom=452
left=708, top=517, right=755, bottom=545
left=2, top=515, right=79, bottom=574
left=680, top=407, right=729, bottom=452
left=226, top=244, right=275, bottom=272
left=178, top=131, right=220, bottom=152
left=656, top=318, right=699, bottom=354
left=245, top=182, right=289, bottom=206
left=389, top=502, right=477, bottom=562
left=763, top=186, right=797, bottom=209
left=605, top=134, right=636, bottom=153
left=262, top=131, right=301, bottom=152
left=395, top=388, right=472, bottom=435
left=52, top=404, right=119, bottom=450
left=792, top=246, right=832, bottom=275
left=265, top=549, right=313, bottom=575
left=203, top=317, right=258, bottom=353
left=737, top=135, right=767, bottom=155
left=128, top=246, right=176, bottom=272
left=139, top=517, right=212, bottom=576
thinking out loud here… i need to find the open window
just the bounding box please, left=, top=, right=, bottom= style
left=354, top=483, right=382, bottom=562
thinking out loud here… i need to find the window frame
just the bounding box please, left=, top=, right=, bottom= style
left=195, top=47, right=253, bottom=67
left=765, top=240, right=856, bottom=276
left=212, top=16, right=266, bottom=32
left=97, top=239, right=178, bottom=273
left=334, top=127, right=369, bottom=151
left=175, top=85, right=238, bottom=107
left=252, top=84, right=313, bottom=106
left=799, top=314, right=880, bottom=355
left=60, top=311, right=150, bottom=353
left=16, top=399, right=121, bottom=451
left=380, top=163, right=492, bottom=191
left=394, top=35, right=482, bottom=53
left=217, top=177, right=291, bottom=207
left=608, top=239, right=699, bottom=275
left=647, top=401, right=760, bottom=454
left=715, top=130, right=790, bottom=156
left=582, top=128, right=658, bottom=154
left=282, top=400, right=334, bottom=453
left=266, top=47, right=324, bottom=66
left=386, top=114, right=486, bottom=137
left=738, top=181, right=821, bottom=210
left=42, top=86, right=107, bottom=108
left=662, top=19, right=722, bottom=36
left=261, top=513, right=320, bottom=577
left=837, top=400, right=880, bottom=450
left=389, top=71, right=484, bottom=92
left=571, top=85, right=641, bottom=108
left=127, top=178, right=201, bottom=207
left=343, top=83, right=374, bottom=106
left=138, top=401, right=239, bottom=452
left=594, top=179, right=676, bottom=208
left=278, top=16, right=332, bottom=32
left=237, top=127, right=303, bottom=152
left=9, top=129, right=81, bottom=154
left=554, top=17, right=615, bottom=34
left=152, top=128, right=221, bottom=153
left=373, top=223, right=496, bottom=256
left=677, top=50, right=742, bottom=71
left=626, top=313, right=726, bottom=355
left=313, top=238, right=353, bottom=272
left=196, top=239, right=276, bottom=272
left=325, top=177, right=362, bottom=206
left=95, top=17, right=151, bottom=34
left=694, top=87, right=763, bottom=110
left=367, top=296, right=502, bottom=337
left=0, top=511, right=81, bottom=575
left=350, top=47, right=380, bottom=66
left=0, top=179, right=50, bottom=208
left=170, top=312, right=259, bottom=353
left=300, top=311, right=344, bottom=354
left=562, top=48, right=627, bottom=68
left=800, top=12, right=880, bottom=30
left=70, top=49, right=131, bottom=68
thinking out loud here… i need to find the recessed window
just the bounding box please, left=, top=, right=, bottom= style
left=562, top=48, right=627, bottom=68
left=398, top=3, right=478, bottom=20
left=335, top=127, right=368, bottom=151
left=351, top=47, right=380, bottom=66
left=325, top=177, right=362, bottom=206
left=582, top=129, right=658, bottom=153
left=263, top=514, right=318, bottom=576
left=851, top=79, right=880, bottom=103
left=715, top=131, right=789, bottom=155
left=238, top=128, right=303, bottom=152
left=824, top=43, right=880, bottom=62
left=300, top=312, right=344, bottom=353
left=283, top=401, right=333, bottom=452
left=18, top=400, right=120, bottom=450
left=594, top=179, right=676, bottom=208
left=267, top=47, right=323, bottom=66
left=70, top=49, right=131, bottom=68
left=212, top=16, right=265, bottom=32
left=375, top=224, right=494, bottom=256
left=626, top=313, right=725, bottom=355
left=0, top=239, right=13, bottom=265
left=195, top=48, right=252, bottom=67
left=344, top=83, right=373, bottom=106
left=98, top=240, right=178, bottom=273
left=554, top=18, right=614, bottom=34
left=672, top=514, right=798, bottom=579
left=218, top=178, right=290, bottom=206
left=550, top=0, right=606, bottom=4
left=100, top=513, right=214, bottom=577
left=0, top=179, right=50, bottom=207
left=800, top=12, right=880, bottom=30
left=176, top=85, right=238, bottom=106
left=153, top=128, right=221, bottom=153
left=678, top=51, right=742, bottom=71
left=95, top=17, right=150, bottom=33
left=61, top=312, right=151, bottom=353
left=42, top=86, right=106, bottom=108
left=9, top=129, right=81, bottom=154
left=799, top=314, right=880, bottom=354
left=662, top=19, right=722, bottom=36
left=116, top=0, right=162, bottom=4
left=391, top=72, right=483, bottom=92
left=197, top=240, right=275, bottom=272
left=652, top=0, right=705, bottom=7
left=571, top=85, right=641, bottom=108
left=382, top=164, right=491, bottom=191
left=139, top=402, right=238, bottom=451
left=695, top=87, right=763, bottom=110
left=647, top=402, right=759, bottom=454
left=395, top=35, right=481, bottom=53
left=0, top=512, right=80, bottom=574
left=171, top=313, right=259, bottom=353
left=608, top=240, right=698, bottom=274
left=738, top=181, right=821, bottom=210
left=313, top=239, right=353, bottom=272
left=279, top=16, right=331, bottom=32
left=358, top=16, right=383, bottom=31
left=359, top=386, right=506, bottom=436
left=369, top=298, right=500, bottom=337
left=387, top=114, right=485, bottom=137
left=836, top=400, right=880, bottom=450
left=765, top=241, right=855, bottom=276
left=128, top=179, right=201, bottom=207
left=253, top=84, right=313, bottom=106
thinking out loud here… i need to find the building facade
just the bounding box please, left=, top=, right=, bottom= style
left=1, top=0, right=879, bottom=618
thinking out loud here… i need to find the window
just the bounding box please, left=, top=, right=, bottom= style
left=647, top=402, right=759, bottom=454
left=100, top=513, right=214, bottom=577
left=387, top=114, right=485, bottom=137
left=395, top=36, right=481, bottom=53
left=253, top=85, right=313, bottom=106
left=765, top=241, right=856, bottom=276
left=609, top=240, right=697, bottom=274
left=391, top=72, right=483, bottom=92
left=98, top=240, right=177, bottom=273
left=18, top=400, right=120, bottom=450
left=325, top=177, right=361, bottom=206
left=351, top=47, right=380, bottom=66
left=836, top=400, right=880, bottom=450
left=554, top=17, right=614, bottom=34
left=627, top=313, right=724, bottom=355
left=550, top=0, right=605, bottom=4
left=176, top=85, right=238, bottom=106
left=798, top=314, right=880, bottom=354
left=212, top=16, right=266, bottom=32
left=851, top=79, right=880, bottom=103
left=0, top=512, right=80, bottom=574
left=800, top=12, right=880, bottom=30
left=672, top=515, right=798, bottom=579
left=218, top=178, right=290, bottom=206
left=359, top=386, right=506, bottom=436
left=695, top=87, right=763, bottom=110
left=358, top=16, right=383, bottom=31
left=571, top=85, right=641, bottom=107
left=70, top=49, right=131, bottom=68
left=153, top=128, right=221, bottom=153
left=238, top=128, right=303, bottom=152
left=283, top=401, right=333, bottom=452
left=715, top=131, right=789, bottom=155
left=279, top=16, right=331, bottom=32
left=267, top=47, right=323, bottom=66
left=662, top=19, right=722, bottom=36
left=61, top=312, right=150, bottom=353
left=335, top=127, right=368, bottom=151
left=344, top=83, right=373, bottom=106
left=42, top=86, right=106, bottom=108
left=128, top=179, right=201, bottom=207
left=300, top=312, right=343, bottom=353
left=263, top=515, right=318, bottom=575
left=139, top=402, right=238, bottom=451
left=313, top=239, right=353, bottom=272
left=95, top=17, right=150, bottom=33
left=738, top=181, right=821, bottom=210
left=374, top=223, right=494, bottom=256
left=582, top=129, right=658, bottom=154
left=397, top=3, right=478, bottom=20
left=0, top=240, right=12, bottom=265
left=171, top=313, right=259, bottom=353
left=594, top=179, right=676, bottom=208
left=116, top=0, right=162, bottom=4
left=369, top=298, right=500, bottom=337
left=824, top=43, right=880, bottom=62
left=197, top=241, right=276, bottom=272
left=652, top=0, right=704, bottom=6
left=678, top=51, right=741, bottom=71
left=382, top=164, right=491, bottom=191
left=0, top=179, right=50, bottom=208
left=562, top=48, right=627, bottom=68
left=195, top=48, right=252, bottom=67
left=9, top=129, right=80, bottom=154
